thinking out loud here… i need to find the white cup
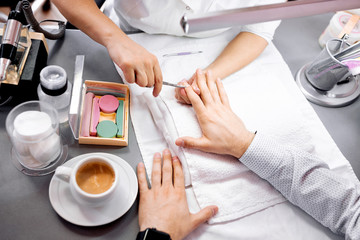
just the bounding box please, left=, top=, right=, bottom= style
left=54, top=156, right=118, bottom=207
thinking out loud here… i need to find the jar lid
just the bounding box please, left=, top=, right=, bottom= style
left=40, top=65, right=67, bottom=90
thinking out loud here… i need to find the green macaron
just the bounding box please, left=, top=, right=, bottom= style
left=96, top=120, right=118, bottom=138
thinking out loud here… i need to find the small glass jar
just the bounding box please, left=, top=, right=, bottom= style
left=38, top=65, right=72, bottom=123
left=5, top=101, right=68, bottom=176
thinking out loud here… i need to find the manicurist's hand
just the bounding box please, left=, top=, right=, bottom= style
left=106, top=36, right=163, bottom=97
left=137, top=149, right=218, bottom=240
left=175, top=70, right=255, bottom=159
left=52, top=0, right=163, bottom=97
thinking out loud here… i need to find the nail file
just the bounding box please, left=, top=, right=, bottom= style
left=96, top=120, right=118, bottom=138
left=99, top=95, right=119, bottom=113
left=80, top=92, right=94, bottom=137
left=89, top=97, right=100, bottom=136
left=116, top=100, right=124, bottom=138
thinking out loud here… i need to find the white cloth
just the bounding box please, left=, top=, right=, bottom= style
left=114, top=29, right=357, bottom=238
left=142, top=89, right=287, bottom=223
left=104, top=0, right=285, bottom=40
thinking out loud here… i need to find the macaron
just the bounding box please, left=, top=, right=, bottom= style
left=96, top=120, right=118, bottom=138
left=99, top=95, right=119, bottom=113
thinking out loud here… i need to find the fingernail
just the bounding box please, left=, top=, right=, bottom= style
left=176, top=139, right=185, bottom=147
left=154, top=152, right=161, bottom=158
left=212, top=207, right=218, bottom=216
left=164, top=149, right=171, bottom=155
left=193, top=85, right=200, bottom=92
left=138, top=162, right=144, bottom=168
left=172, top=156, right=179, bottom=162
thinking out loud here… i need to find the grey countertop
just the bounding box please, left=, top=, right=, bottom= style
left=0, top=13, right=356, bottom=239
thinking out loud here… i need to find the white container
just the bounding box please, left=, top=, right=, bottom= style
left=38, top=65, right=72, bottom=123
left=319, top=9, right=360, bottom=48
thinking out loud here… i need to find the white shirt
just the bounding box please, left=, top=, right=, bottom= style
left=104, top=0, right=286, bottom=41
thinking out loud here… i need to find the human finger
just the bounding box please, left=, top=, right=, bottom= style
left=145, top=66, right=155, bottom=88
left=161, top=149, right=173, bottom=188
left=151, top=152, right=162, bottom=189
left=190, top=205, right=218, bottom=229
left=175, top=136, right=209, bottom=152
left=152, top=64, right=163, bottom=97
left=185, top=84, right=206, bottom=114
left=172, top=156, right=184, bottom=189
left=191, top=80, right=200, bottom=95
left=216, top=78, right=230, bottom=107
left=137, top=162, right=149, bottom=194
left=177, top=80, right=192, bottom=104
left=205, top=71, right=220, bottom=103
left=195, top=69, right=213, bottom=105
left=179, top=88, right=191, bottom=105
left=122, top=67, right=136, bottom=84
left=135, top=70, right=148, bottom=87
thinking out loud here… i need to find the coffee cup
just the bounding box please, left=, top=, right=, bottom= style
left=54, top=156, right=118, bottom=207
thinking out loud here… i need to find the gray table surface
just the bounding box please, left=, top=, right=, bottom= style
left=0, top=13, right=357, bottom=239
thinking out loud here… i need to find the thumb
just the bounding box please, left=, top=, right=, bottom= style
left=175, top=136, right=207, bottom=150
left=191, top=205, right=218, bottom=228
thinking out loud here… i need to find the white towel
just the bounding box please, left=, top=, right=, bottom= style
left=141, top=52, right=323, bottom=223
left=115, top=29, right=358, bottom=231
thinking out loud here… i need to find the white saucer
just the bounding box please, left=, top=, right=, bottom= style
left=49, top=152, right=138, bottom=227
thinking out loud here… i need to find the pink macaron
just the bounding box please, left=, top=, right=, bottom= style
left=99, top=95, right=119, bottom=113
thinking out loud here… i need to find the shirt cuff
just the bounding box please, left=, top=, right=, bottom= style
left=241, top=20, right=282, bottom=43
left=239, top=132, right=284, bottom=179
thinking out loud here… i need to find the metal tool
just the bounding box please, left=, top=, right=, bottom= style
left=163, top=81, right=186, bottom=88
left=0, top=9, right=23, bottom=80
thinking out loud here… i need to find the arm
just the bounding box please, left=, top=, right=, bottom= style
left=175, top=32, right=267, bottom=104
left=176, top=70, right=360, bottom=239
left=205, top=32, right=267, bottom=80
left=241, top=133, right=360, bottom=239
left=52, top=0, right=163, bottom=96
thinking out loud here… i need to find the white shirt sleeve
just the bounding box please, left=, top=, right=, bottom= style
left=239, top=133, right=360, bottom=240
left=241, top=20, right=281, bottom=42
left=240, top=0, right=286, bottom=42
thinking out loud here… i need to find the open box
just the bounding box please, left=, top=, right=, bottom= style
left=69, top=80, right=129, bottom=146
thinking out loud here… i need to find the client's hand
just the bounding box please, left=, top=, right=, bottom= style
left=175, top=70, right=201, bottom=104
left=175, top=70, right=255, bottom=159
left=137, top=149, right=218, bottom=240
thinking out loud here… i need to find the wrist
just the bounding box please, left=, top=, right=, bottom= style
left=232, top=131, right=255, bottom=159
left=102, top=26, right=129, bottom=50
left=136, top=228, right=171, bottom=240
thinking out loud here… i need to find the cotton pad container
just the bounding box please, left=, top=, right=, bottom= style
left=6, top=101, right=68, bottom=176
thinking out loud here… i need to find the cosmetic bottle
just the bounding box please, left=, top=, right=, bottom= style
left=319, top=9, right=360, bottom=48
left=37, top=65, right=72, bottom=123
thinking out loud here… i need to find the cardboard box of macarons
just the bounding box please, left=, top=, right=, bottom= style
left=72, top=80, right=129, bottom=146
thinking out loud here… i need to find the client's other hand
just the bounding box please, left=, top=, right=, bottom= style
left=175, top=71, right=201, bottom=104
left=137, top=149, right=218, bottom=240
left=175, top=70, right=255, bottom=159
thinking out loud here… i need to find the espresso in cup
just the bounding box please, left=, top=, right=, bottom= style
left=55, top=155, right=118, bottom=207
left=76, top=161, right=115, bottom=194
